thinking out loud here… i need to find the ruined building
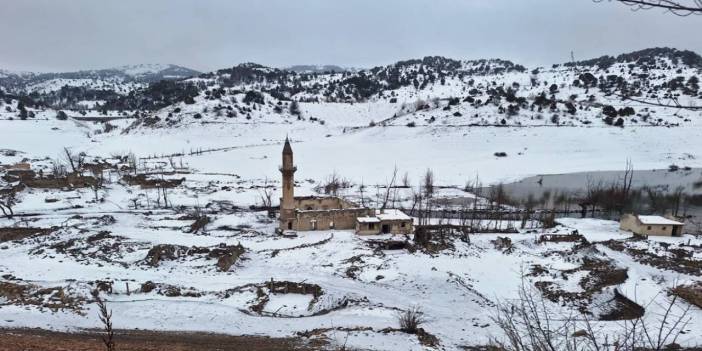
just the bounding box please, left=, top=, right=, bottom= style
left=278, top=137, right=412, bottom=235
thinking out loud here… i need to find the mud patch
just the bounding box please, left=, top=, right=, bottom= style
left=672, top=283, right=702, bottom=308
left=601, top=238, right=702, bottom=276
left=0, top=227, right=56, bottom=242
left=139, top=281, right=203, bottom=297
left=145, top=243, right=245, bottom=271
left=123, top=174, right=184, bottom=189
left=0, top=281, right=86, bottom=313
left=531, top=247, right=638, bottom=320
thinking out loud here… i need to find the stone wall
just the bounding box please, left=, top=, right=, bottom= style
left=293, top=196, right=359, bottom=211
left=293, top=208, right=373, bottom=231
left=356, top=219, right=413, bottom=235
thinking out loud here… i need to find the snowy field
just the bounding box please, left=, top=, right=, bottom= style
left=2, top=116, right=701, bottom=186
left=1, top=116, right=702, bottom=350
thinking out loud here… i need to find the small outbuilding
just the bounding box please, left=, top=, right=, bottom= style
left=356, top=209, right=413, bottom=235
left=620, top=214, right=684, bottom=237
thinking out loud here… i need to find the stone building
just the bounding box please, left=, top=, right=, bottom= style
left=356, top=209, right=413, bottom=235
left=278, top=137, right=412, bottom=235
left=620, top=214, right=684, bottom=237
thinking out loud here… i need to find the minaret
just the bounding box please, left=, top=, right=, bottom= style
left=279, top=136, right=297, bottom=230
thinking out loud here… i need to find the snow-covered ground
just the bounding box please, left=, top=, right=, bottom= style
left=1, top=94, right=702, bottom=350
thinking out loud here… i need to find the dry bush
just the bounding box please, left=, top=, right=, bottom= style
left=398, top=306, right=426, bottom=334
left=492, top=278, right=692, bottom=351
left=92, top=290, right=115, bottom=351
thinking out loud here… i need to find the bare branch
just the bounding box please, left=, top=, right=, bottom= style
left=595, top=0, right=702, bottom=16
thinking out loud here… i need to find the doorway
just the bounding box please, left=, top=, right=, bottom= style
left=382, top=224, right=390, bottom=234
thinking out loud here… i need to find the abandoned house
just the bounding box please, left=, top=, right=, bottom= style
left=619, top=214, right=684, bottom=237
left=278, top=137, right=413, bottom=235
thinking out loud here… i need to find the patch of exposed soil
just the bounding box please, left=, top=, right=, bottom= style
left=532, top=248, right=638, bottom=320
left=187, top=215, right=210, bottom=234
left=598, top=289, right=645, bottom=321
left=0, top=227, right=56, bottom=242
left=23, top=174, right=97, bottom=189
left=414, top=225, right=470, bottom=253
left=0, top=281, right=85, bottom=312
left=139, top=281, right=203, bottom=297
left=672, top=283, right=702, bottom=308
left=366, top=239, right=415, bottom=252
left=30, top=230, right=137, bottom=267
left=538, top=233, right=587, bottom=244
left=145, top=243, right=245, bottom=271
left=123, top=174, right=184, bottom=189
left=0, top=328, right=323, bottom=351
left=602, top=239, right=702, bottom=276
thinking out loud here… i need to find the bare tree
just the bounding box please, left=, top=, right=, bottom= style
left=423, top=168, right=435, bottom=198
left=381, top=166, right=398, bottom=209
left=52, top=159, right=67, bottom=177
left=127, top=152, right=138, bottom=175
left=63, top=147, right=85, bottom=174
left=402, top=171, right=410, bottom=188
left=259, top=177, right=275, bottom=217
left=0, top=191, right=16, bottom=218
left=89, top=167, right=105, bottom=202
left=358, top=180, right=367, bottom=207
left=595, top=0, right=702, bottom=16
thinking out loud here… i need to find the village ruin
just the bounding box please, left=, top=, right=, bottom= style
left=278, top=137, right=413, bottom=235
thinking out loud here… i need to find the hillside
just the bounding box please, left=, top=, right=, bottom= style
left=2, top=47, right=699, bottom=130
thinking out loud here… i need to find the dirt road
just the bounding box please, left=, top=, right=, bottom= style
left=0, top=328, right=326, bottom=351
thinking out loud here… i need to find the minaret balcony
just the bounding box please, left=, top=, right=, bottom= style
left=279, top=165, right=297, bottom=173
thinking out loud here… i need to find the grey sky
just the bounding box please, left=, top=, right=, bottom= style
left=0, top=0, right=699, bottom=73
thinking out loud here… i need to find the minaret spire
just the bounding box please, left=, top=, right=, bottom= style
left=279, top=136, right=296, bottom=230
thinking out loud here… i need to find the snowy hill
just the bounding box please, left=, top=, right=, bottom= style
left=1, top=47, right=700, bottom=127
left=0, top=64, right=200, bottom=99
left=120, top=47, right=701, bottom=132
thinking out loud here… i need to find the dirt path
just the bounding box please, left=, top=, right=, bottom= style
left=0, top=328, right=326, bottom=351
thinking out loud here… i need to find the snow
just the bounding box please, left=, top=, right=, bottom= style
left=2, top=51, right=702, bottom=349
left=375, top=209, right=412, bottom=221
left=637, top=215, right=684, bottom=226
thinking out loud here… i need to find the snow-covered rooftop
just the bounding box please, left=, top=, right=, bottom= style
left=356, top=209, right=412, bottom=223
left=637, top=215, right=684, bottom=226
left=375, top=209, right=412, bottom=221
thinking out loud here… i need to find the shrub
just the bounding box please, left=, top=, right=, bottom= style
left=406, top=121, right=416, bottom=127
left=398, top=306, right=425, bottom=334
left=56, top=111, right=68, bottom=120
left=243, top=91, right=264, bottom=105
left=602, top=105, right=618, bottom=118
left=618, top=106, right=635, bottom=117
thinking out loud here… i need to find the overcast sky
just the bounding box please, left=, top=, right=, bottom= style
left=0, top=0, right=699, bottom=73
